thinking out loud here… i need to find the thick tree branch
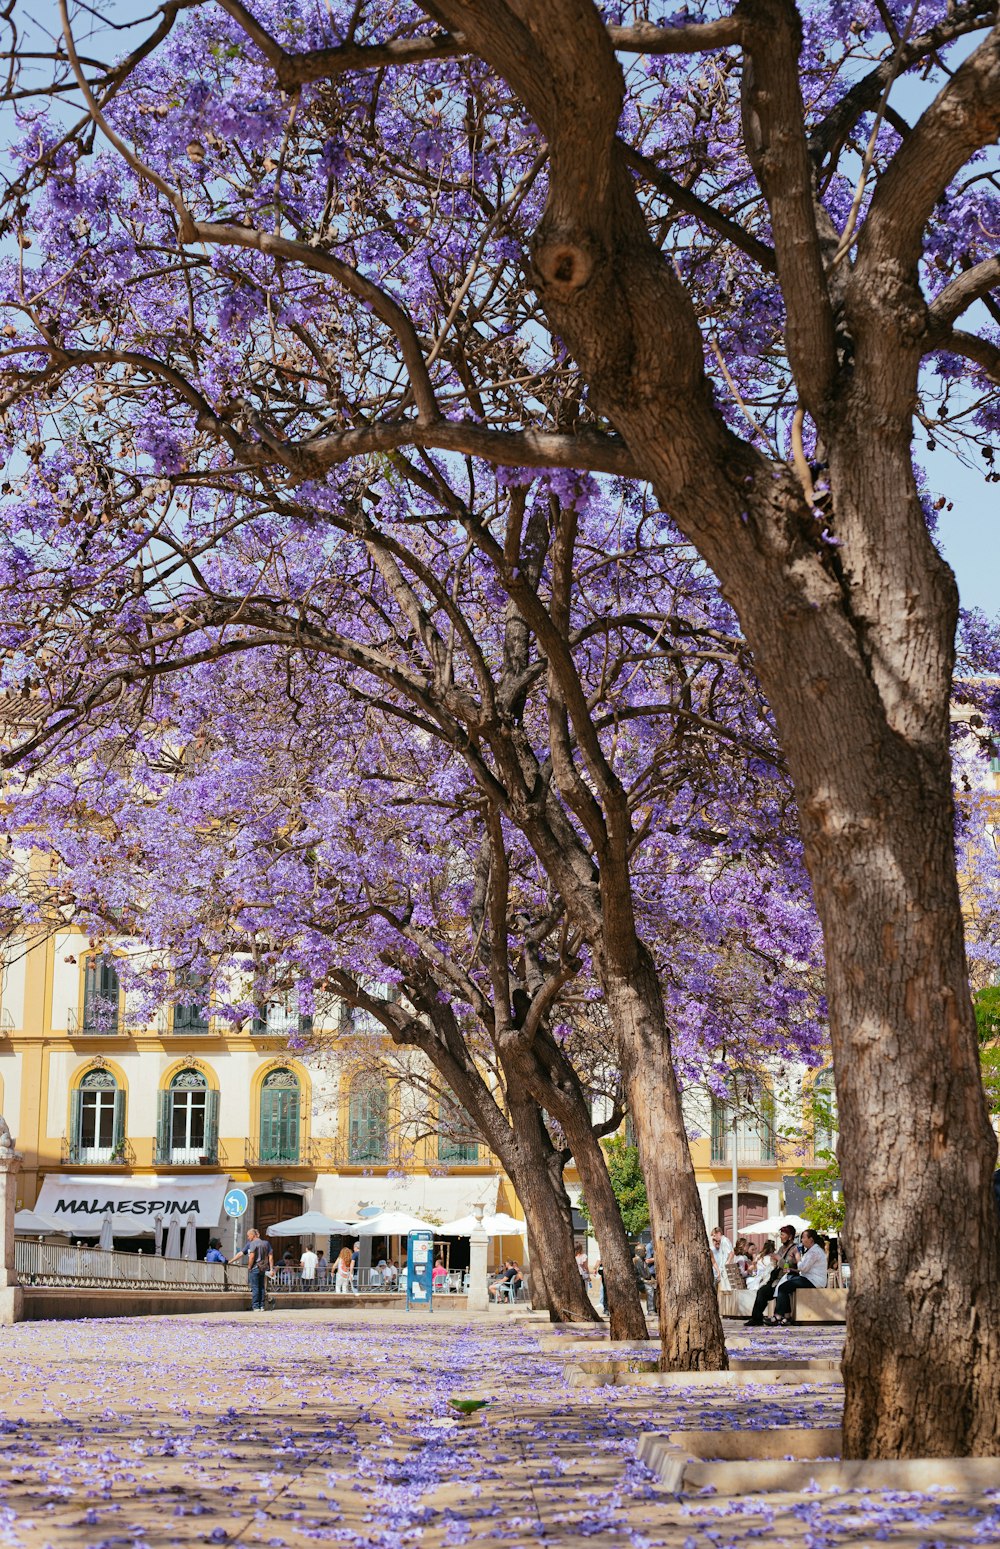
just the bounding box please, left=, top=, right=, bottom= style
left=928, top=257, right=1000, bottom=329
left=855, top=26, right=1000, bottom=274
left=737, top=0, right=837, bottom=412
left=215, top=0, right=741, bottom=91
left=926, top=328, right=1000, bottom=384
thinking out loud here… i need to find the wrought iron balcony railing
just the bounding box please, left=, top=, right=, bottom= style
left=67, top=1006, right=121, bottom=1035
left=710, top=1132, right=777, bottom=1166
left=61, top=1136, right=136, bottom=1166
left=152, top=1139, right=229, bottom=1167
left=244, top=1137, right=304, bottom=1167
left=306, top=1135, right=407, bottom=1169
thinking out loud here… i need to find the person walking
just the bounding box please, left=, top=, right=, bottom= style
left=230, top=1227, right=274, bottom=1312
left=743, top=1224, right=799, bottom=1326
left=772, top=1230, right=828, bottom=1323
left=633, top=1244, right=655, bottom=1313
left=300, top=1244, right=318, bottom=1291
left=334, top=1246, right=354, bottom=1294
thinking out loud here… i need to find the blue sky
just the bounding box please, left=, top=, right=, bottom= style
left=930, top=453, right=997, bottom=620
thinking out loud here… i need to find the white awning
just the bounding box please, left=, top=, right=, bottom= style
left=35, top=1174, right=231, bottom=1238
left=312, top=1173, right=500, bottom=1226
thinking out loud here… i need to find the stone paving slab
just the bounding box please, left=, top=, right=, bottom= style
left=0, top=1311, right=995, bottom=1547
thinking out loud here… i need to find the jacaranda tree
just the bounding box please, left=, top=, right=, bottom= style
left=1, top=0, right=999, bottom=1455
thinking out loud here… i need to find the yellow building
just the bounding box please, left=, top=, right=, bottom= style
left=0, top=928, right=820, bottom=1257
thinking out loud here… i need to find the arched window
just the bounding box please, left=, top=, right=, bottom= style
left=157, top=1068, right=219, bottom=1164
left=812, top=1069, right=838, bottom=1156
left=347, top=1074, right=389, bottom=1163
left=437, top=1097, right=479, bottom=1164
left=711, top=1077, right=776, bottom=1164
left=70, top=1068, right=124, bottom=1163
left=259, top=1068, right=301, bottom=1163
left=82, top=956, right=120, bottom=1034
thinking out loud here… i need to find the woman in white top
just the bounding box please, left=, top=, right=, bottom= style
left=746, top=1239, right=777, bottom=1291
left=772, top=1230, right=828, bottom=1322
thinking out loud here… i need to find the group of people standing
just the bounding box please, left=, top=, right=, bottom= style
left=223, top=1231, right=405, bottom=1308
left=710, top=1222, right=834, bottom=1325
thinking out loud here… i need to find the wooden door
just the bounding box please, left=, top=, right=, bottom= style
left=718, top=1192, right=769, bottom=1240
left=254, top=1192, right=302, bottom=1262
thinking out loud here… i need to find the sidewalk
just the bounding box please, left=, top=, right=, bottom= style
left=0, top=1312, right=993, bottom=1546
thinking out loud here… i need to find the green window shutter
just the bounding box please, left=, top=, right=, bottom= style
left=70, top=1089, right=82, bottom=1161
left=260, top=1079, right=300, bottom=1162
left=156, top=1090, right=171, bottom=1164
left=99, top=960, right=120, bottom=1001
left=711, top=1099, right=729, bottom=1163
left=297, top=1013, right=313, bottom=1038
left=285, top=1086, right=300, bottom=1162
left=260, top=1085, right=277, bottom=1159
left=205, top=1089, right=220, bottom=1160
left=112, top=1091, right=125, bottom=1153
left=83, top=961, right=97, bottom=1029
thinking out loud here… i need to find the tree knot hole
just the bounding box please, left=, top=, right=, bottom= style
left=536, top=242, right=594, bottom=296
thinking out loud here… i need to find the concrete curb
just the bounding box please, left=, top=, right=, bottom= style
left=567, top=1358, right=841, bottom=1389
left=637, top=1428, right=1000, bottom=1495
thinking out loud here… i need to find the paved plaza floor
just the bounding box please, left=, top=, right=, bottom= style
left=0, top=1309, right=997, bottom=1548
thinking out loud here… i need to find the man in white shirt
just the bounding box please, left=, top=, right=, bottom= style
left=709, top=1226, right=734, bottom=1283
left=773, top=1229, right=828, bottom=1321
left=300, top=1246, right=318, bottom=1290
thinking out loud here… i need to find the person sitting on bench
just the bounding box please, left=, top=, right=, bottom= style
left=772, top=1229, right=828, bottom=1324
left=743, top=1224, right=799, bottom=1326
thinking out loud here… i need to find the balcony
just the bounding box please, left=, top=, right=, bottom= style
left=62, top=1136, right=136, bottom=1166
left=306, top=1136, right=407, bottom=1170
left=437, top=1141, right=481, bottom=1166
left=710, top=1131, right=777, bottom=1166
left=245, top=1137, right=303, bottom=1167
left=67, top=1007, right=121, bottom=1036
left=152, top=1139, right=229, bottom=1168
left=0, top=1009, right=12, bottom=1041
left=251, top=1009, right=314, bottom=1039
left=157, top=1007, right=215, bottom=1036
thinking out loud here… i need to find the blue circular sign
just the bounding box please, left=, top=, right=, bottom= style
left=224, top=1188, right=248, bottom=1218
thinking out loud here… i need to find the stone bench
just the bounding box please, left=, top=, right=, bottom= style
left=791, top=1287, right=847, bottom=1323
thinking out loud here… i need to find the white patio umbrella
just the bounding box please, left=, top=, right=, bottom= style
left=163, top=1216, right=182, bottom=1258
left=14, top=1210, right=67, bottom=1236
left=437, top=1212, right=527, bottom=1237
left=352, top=1210, right=436, bottom=1235
left=181, top=1217, right=198, bottom=1260
left=98, top=1213, right=115, bottom=1252
left=743, top=1214, right=812, bottom=1236
left=268, top=1210, right=354, bottom=1235
left=153, top=1214, right=164, bottom=1257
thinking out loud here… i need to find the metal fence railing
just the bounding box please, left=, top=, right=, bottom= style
left=15, top=1239, right=250, bottom=1292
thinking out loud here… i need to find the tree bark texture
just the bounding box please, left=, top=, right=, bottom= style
left=504, top=1092, right=601, bottom=1323
left=503, top=1030, right=648, bottom=1340
left=602, top=956, right=728, bottom=1369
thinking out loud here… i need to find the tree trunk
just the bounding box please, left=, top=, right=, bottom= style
left=557, top=1101, right=648, bottom=1340
left=762, top=692, right=1000, bottom=1455
left=509, top=1029, right=648, bottom=1340
left=505, top=1094, right=601, bottom=1323
left=602, top=955, right=727, bottom=1370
